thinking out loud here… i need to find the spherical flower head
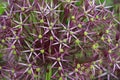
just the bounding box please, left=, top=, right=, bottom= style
left=50, top=36, right=54, bottom=40
left=28, top=64, right=32, bottom=67
left=57, top=58, right=61, bottom=62
left=27, top=70, right=32, bottom=74
left=101, top=36, right=105, bottom=41
left=58, top=67, right=62, bottom=71
left=34, top=74, right=38, bottom=78
left=13, top=50, right=17, bottom=55
left=70, top=31, right=74, bottom=35
left=66, top=0, right=71, bottom=3
left=49, top=26, right=53, bottom=30
left=19, top=22, right=23, bottom=25
left=92, top=43, right=99, bottom=50
left=116, top=44, right=118, bottom=47
left=90, top=65, right=94, bottom=69
left=36, top=68, right=41, bottom=72
left=84, top=31, right=88, bottom=36
left=11, top=45, right=16, bottom=49
left=71, top=15, right=75, bottom=20
left=106, top=30, right=110, bottom=34
left=108, top=50, right=112, bottom=53
left=103, top=16, right=106, bottom=20
left=107, top=38, right=111, bottom=43
left=96, top=15, right=99, bottom=19
left=12, top=69, right=15, bottom=73
left=40, top=49, right=45, bottom=54
left=1, top=39, right=5, bottom=43
left=77, top=63, right=80, bottom=69
left=38, top=34, right=43, bottom=39
left=2, top=26, right=6, bottom=30
left=60, top=48, right=64, bottom=53
left=0, top=66, right=2, bottom=70
left=40, top=19, right=44, bottom=23
left=63, top=39, right=67, bottom=43
left=16, top=36, right=19, bottom=40
left=78, top=24, right=82, bottom=28
left=75, top=39, right=80, bottom=45
left=90, top=17, right=94, bottom=21
left=21, top=7, right=25, bottom=11
left=75, top=68, right=78, bottom=72
left=30, top=48, right=34, bottom=52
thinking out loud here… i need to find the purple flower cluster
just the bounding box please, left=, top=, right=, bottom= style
left=0, top=0, right=120, bottom=80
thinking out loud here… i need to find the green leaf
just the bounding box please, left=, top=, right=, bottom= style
left=59, top=77, right=63, bottom=80
left=0, top=53, right=3, bottom=59
left=0, top=2, right=7, bottom=15
left=100, top=0, right=104, bottom=3
left=96, top=0, right=113, bottom=6
left=45, top=65, right=52, bottom=80
left=75, top=0, right=83, bottom=6
left=30, top=0, right=34, bottom=3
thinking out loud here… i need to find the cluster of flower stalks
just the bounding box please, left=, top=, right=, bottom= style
left=0, top=0, right=120, bottom=80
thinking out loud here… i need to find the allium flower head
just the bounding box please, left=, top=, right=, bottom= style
left=0, top=0, right=120, bottom=80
